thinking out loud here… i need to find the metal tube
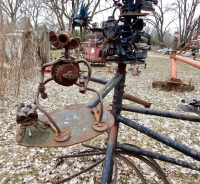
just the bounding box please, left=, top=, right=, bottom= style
left=86, top=73, right=123, bottom=108
left=122, top=93, right=151, bottom=108
left=101, top=63, right=127, bottom=183
left=84, top=76, right=151, bottom=108
left=117, top=143, right=200, bottom=171
left=170, top=54, right=200, bottom=69
left=171, top=57, right=177, bottom=79
left=82, top=75, right=108, bottom=85
left=117, top=115, right=200, bottom=161
left=121, top=105, right=200, bottom=122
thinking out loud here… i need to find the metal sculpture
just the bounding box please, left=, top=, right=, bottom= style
left=15, top=1, right=200, bottom=183
left=152, top=38, right=200, bottom=92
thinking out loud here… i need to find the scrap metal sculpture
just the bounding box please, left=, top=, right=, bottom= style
left=16, top=1, right=200, bottom=183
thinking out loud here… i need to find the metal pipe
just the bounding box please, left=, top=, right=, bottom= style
left=122, top=93, right=151, bottom=108
left=121, top=105, right=200, bottom=122
left=83, top=75, right=151, bottom=108
left=117, top=143, right=200, bottom=171
left=171, top=57, right=177, bottom=79
left=86, top=73, right=123, bottom=108
left=117, top=115, right=200, bottom=161
left=170, top=54, right=200, bottom=69
left=101, top=63, right=127, bottom=183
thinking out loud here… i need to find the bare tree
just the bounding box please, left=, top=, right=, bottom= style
left=42, top=0, right=101, bottom=31
left=26, top=0, right=45, bottom=30
left=1, top=0, right=25, bottom=23
left=146, top=0, right=176, bottom=48
left=173, top=0, right=200, bottom=43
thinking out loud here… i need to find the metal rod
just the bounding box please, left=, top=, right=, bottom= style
left=57, top=151, right=106, bottom=159
left=115, top=154, right=147, bottom=184
left=35, top=78, right=62, bottom=134
left=84, top=75, right=151, bottom=108
left=86, top=73, right=123, bottom=108
left=117, top=143, right=200, bottom=171
left=171, top=57, right=177, bottom=79
left=53, top=157, right=105, bottom=184
left=101, top=63, right=127, bottom=183
left=121, top=105, right=200, bottom=122
left=122, top=94, right=151, bottom=108
left=170, top=54, right=200, bottom=69
left=117, top=115, right=200, bottom=161
left=116, top=151, right=169, bottom=184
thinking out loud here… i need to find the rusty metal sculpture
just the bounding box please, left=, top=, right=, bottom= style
left=15, top=1, right=200, bottom=184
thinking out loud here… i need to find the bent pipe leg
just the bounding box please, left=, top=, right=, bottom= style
left=117, top=115, right=200, bottom=161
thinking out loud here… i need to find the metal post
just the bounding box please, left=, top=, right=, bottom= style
left=171, top=57, right=177, bottom=79
left=101, top=63, right=126, bottom=183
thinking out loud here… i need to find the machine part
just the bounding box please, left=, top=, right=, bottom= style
left=93, top=121, right=109, bottom=132
left=49, top=31, right=59, bottom=47
left=44, top=120, right=70, bottom=142
left=152, top=80, right=195, bottom=92
left=52, top=63, right=79, bottom=86
left=16, top=104, right=114, bottom=147
left=38, top=83, right=48, bottom=99
left=91, top=108, right=109, bottom=132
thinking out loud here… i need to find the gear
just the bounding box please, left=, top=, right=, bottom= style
left=52, top=63, right=79, bottom=86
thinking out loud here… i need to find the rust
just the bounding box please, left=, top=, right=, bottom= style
left=122, top=93, right=151, bottom=108
left=53, top=63, right=79, bottom=86
left=16, top=104, right=114, bottom=147
left=93, top=121, right=109, bottom=132
left=54, top=130, right=70, bottom=142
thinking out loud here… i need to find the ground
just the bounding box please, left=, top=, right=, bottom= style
left=0, top=51, right=200, bottom=183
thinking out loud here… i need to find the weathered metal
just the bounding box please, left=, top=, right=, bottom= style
left=15, top=1, right=200, bottom=183
left=170, top=53, right=200, bottom=69
left=101, top=63, right=127, bottom=183
left=121, top=104, right=200, bottom=122
left=16, top=104, right=114, bottom=147
left=117, top=143, right=200, bottom=171
left=117, top=115, right=200, bottom=161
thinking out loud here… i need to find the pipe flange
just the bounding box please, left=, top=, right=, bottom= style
left=93, top=121, right=109, bottom=132
left=54, top=130, right=70, bottom=142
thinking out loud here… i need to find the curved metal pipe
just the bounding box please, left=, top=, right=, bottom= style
left=75, top=59, right=92, bottom=93
left=115, top=154, right=147, bottom=184
left=35, top=78, right=61, bottom=134
left=53, top=157, right=105, bottom=184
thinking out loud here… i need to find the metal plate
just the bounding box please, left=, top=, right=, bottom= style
left=16, top=104, right=114, bottom=147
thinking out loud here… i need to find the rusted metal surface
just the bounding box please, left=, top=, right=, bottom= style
left=122, top=93, right=151, bottom=108
left=16, top=104, right=114, bottom=147
left=52, top=63, right=79, bottom=86
left=152, top=80, right=195, bottom=92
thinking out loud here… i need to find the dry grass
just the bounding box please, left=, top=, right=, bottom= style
left=0, top=53, right=200, bottom=183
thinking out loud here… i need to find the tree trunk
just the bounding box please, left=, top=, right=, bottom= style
left=0, top=1, right=5, bottom=98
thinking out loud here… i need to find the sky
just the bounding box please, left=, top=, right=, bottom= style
left=92, top=0, right=199, bottom=34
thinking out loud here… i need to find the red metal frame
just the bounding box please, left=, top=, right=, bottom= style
left=170, top=53, right=200, bottom=80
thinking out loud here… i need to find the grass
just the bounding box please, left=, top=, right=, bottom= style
left=50, top=49, right=63, bottom=59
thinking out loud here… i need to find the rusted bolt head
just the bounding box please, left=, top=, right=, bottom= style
left=41, top=93, right=48, bottom=99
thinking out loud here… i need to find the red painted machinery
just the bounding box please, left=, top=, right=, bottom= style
left=83, top=28, right=105, bottom=66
